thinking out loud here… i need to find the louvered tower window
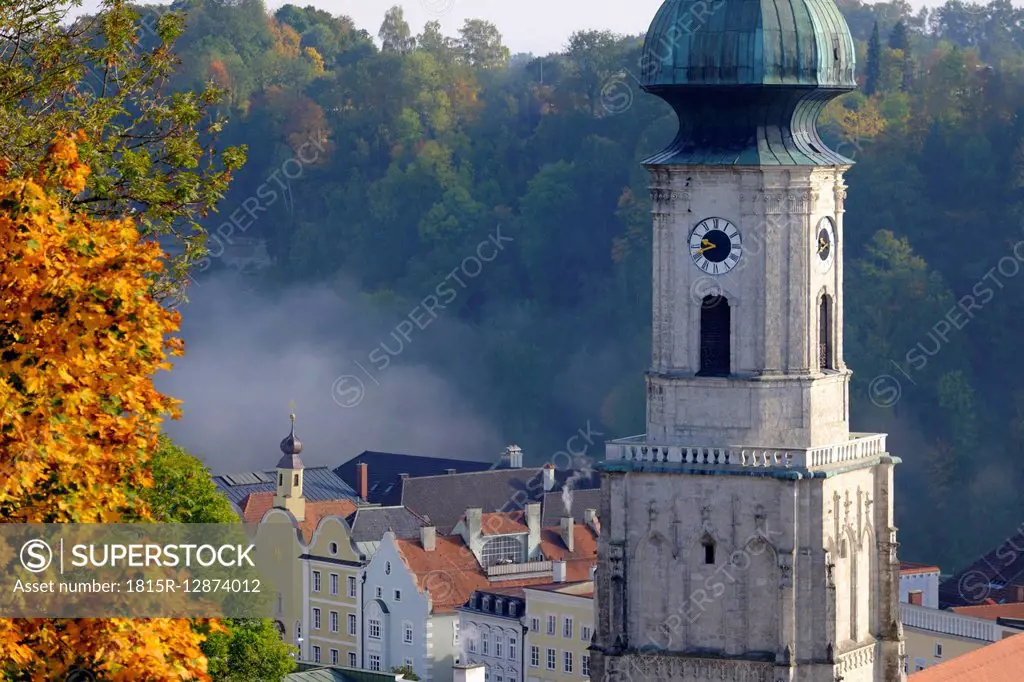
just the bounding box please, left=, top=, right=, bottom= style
left=698, top=295, right=730, bottom=376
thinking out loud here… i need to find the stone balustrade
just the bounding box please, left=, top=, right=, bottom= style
left=900, top=603, right=999, bottom=642
left=604, top=433, right=887, bottom=470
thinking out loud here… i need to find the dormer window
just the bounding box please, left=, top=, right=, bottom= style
left=509, top=602, right=517, bottom=617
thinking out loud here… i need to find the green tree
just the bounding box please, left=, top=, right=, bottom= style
left=202, top=618, right=297, bottom=681
left=391, top=664, right=421, bottom=680
left=0, top=0, right=246, bottom=299
left=379, top=6, right=415, bottom=55
left=865, top=21, right=882, bottom=95
left=888, top=20, right=914, bottom=90
left=457, top=19, right=510, bottom=69
left=144, top=435, right=239, bottom=524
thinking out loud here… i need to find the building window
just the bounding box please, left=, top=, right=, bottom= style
left=348, top=613, right=357, bottom=635
left=530, top=617, right=539, bottom=632
left=347, top=576, right=357, bottom=598
left=313, top=645, right=321, bottom=663
left=495, top=636, right=503, bottom=658
left=509, top=635, right=517, bottom=659
left=330, top=649, right=338, bottom=665
left=509, top=602, right=517, bottom=617
left=313, top=608, right=321, bottom=630
left=375, top=586, right=383, bottom=599
left=454, top=621, right=460, bottom=645
left=496, top=676, right=503, bottom=682
left=698, top=295, right=730, bottom=376
left=330, top=611, right=339, bottom=633
left=564, top=651, right=574, bottom=673
left=385, top=561, right=392, bottom=575
left=547, top=648, right=556, bottom=670
left=481, top=535, right=523, bottom=566
left=293, top=473, right=299, bottom=486
left=394, top=589, right=402, bottom=602
left=368, top=619, right=381, bottom=639
left=276, top=592, right=283, bottom=615
left=547, top=615, right=557, bottom=635
left=469, top=637, right=478, bottom=654
left=935, top=643, right=943, bottom=658
left=563, top=617, right=573, bottom=638
left=369, top=654, right=381, bottom=671
left=313, top=571, right=321, bottom=592
left=330, top=573, right=339, bottom=595
left=329, top=541, right=338, bottom=555
left=404, top=622, right=414, bottom=644
left=482, top=632, right=490, bottom=656
left=703, top=539, right=716, bottom=565
left=530, top=645, right=540, bottom=667
left=819, top=294, right=833, bottom=370
left=404, top=658, right=414, bottom=669
left=583, top=654, right=591, bottom=676
left=582, top=626, right=592, bottom=642
left=348, top=652, right=357, bottom=667
left=278, top=473, right=283, bottom=486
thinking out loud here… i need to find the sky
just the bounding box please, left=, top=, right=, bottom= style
left=75, top=0, right=952, bottom=57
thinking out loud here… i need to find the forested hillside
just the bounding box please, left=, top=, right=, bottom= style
left=136, top=0, right=1024, bottom=570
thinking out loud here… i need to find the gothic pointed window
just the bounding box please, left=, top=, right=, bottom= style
left=819, top=294, right=833, bottom=370
left=699, top=295, right=730, bottom=376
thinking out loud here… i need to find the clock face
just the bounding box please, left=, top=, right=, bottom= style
left=689, top=218, right=742, bottom=275
left=815, top=217, right=836, bottom=272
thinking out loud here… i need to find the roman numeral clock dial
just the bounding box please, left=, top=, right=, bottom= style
left=689, top=217, right=742, bottom=275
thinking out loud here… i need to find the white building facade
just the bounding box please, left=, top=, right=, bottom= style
left=458, top=589, right=527, bottom=682
left=363, top=533, right=434, bottom=679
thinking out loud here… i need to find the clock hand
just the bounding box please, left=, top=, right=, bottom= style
left=694, top=239, right=716, bottom=255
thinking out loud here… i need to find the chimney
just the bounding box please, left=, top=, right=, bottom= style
left=466, top=508, right=482, bottom=539
left=446, top=468, right=457, bottom=475
left=552, top=560, right=567, bottom=583
left=526, top=503, right=541, bottom=557
left=542, top=463, right=555, bottom=492
left=504, top=445, right=523, bottom=469
left=560, top=516, right=575, bottom=552
left=420, top=526, right=436, bottom=552
left=356, top=462, right=369, bottom=501
left=399, top=473, right=409, bottom=481
left=452, top=663, right=486, bottom=682
left=584, top=508, right=598, bottom=532
left=909, top=591, right=923, bottom=606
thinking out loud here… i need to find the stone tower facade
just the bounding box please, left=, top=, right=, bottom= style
left=589, top=1, right=907, bottom=681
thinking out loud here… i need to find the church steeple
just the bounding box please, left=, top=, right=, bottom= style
left=591, top=1, right=906, bottom=680
left=274, top=413, right=306, bottom=522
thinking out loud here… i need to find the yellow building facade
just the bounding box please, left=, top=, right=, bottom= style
left=523, top=580, right=593, bottom=682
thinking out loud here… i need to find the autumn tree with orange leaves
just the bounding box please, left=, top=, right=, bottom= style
left=0, top=133, right=217, bottom=680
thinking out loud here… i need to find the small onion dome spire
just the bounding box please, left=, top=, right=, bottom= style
left=277, top=413, right=305, bottom=469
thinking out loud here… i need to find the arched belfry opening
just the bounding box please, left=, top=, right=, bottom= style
left=819, top=294, right=833, bottom=370
left=699, top=295, right=730, bottom=376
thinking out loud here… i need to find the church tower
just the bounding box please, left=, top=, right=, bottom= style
left=590, top=1, right=907, bottom=681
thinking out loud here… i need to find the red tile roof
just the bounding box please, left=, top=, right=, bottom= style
left=480, top=511, right=528, bottom=535
left=901, top=561, right=941, bottom=575
left=242, top=491, right=274, bottom=524
left=244, top=493, right=359, bottom=543
left=394, top=523, right=598, bottom=614
left=950, top=603, right=1024, bottom=621
left=909, top=632, right=1024, bottom=681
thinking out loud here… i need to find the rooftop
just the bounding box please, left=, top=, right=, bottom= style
left=400, top=467, right=600, bottom=534
left=347, top=505, right=425, bottom=542
left=902, top=562, right=942, bottom=575
left=214, top=467, right=360, bottom=506
left=392, top=520, right=598, bottom=614
left=908, top=631, right=1024, bottom=681
left=334, top=451, right=495, bottom=506
left=940, top=527, right=1024, bottom=607
left=242, top=491, right=360, bottom=544
left=951, top=603, right=1024, bottom=622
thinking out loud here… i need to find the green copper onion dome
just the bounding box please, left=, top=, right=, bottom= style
left=640, top=0, right=857, bottom=166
